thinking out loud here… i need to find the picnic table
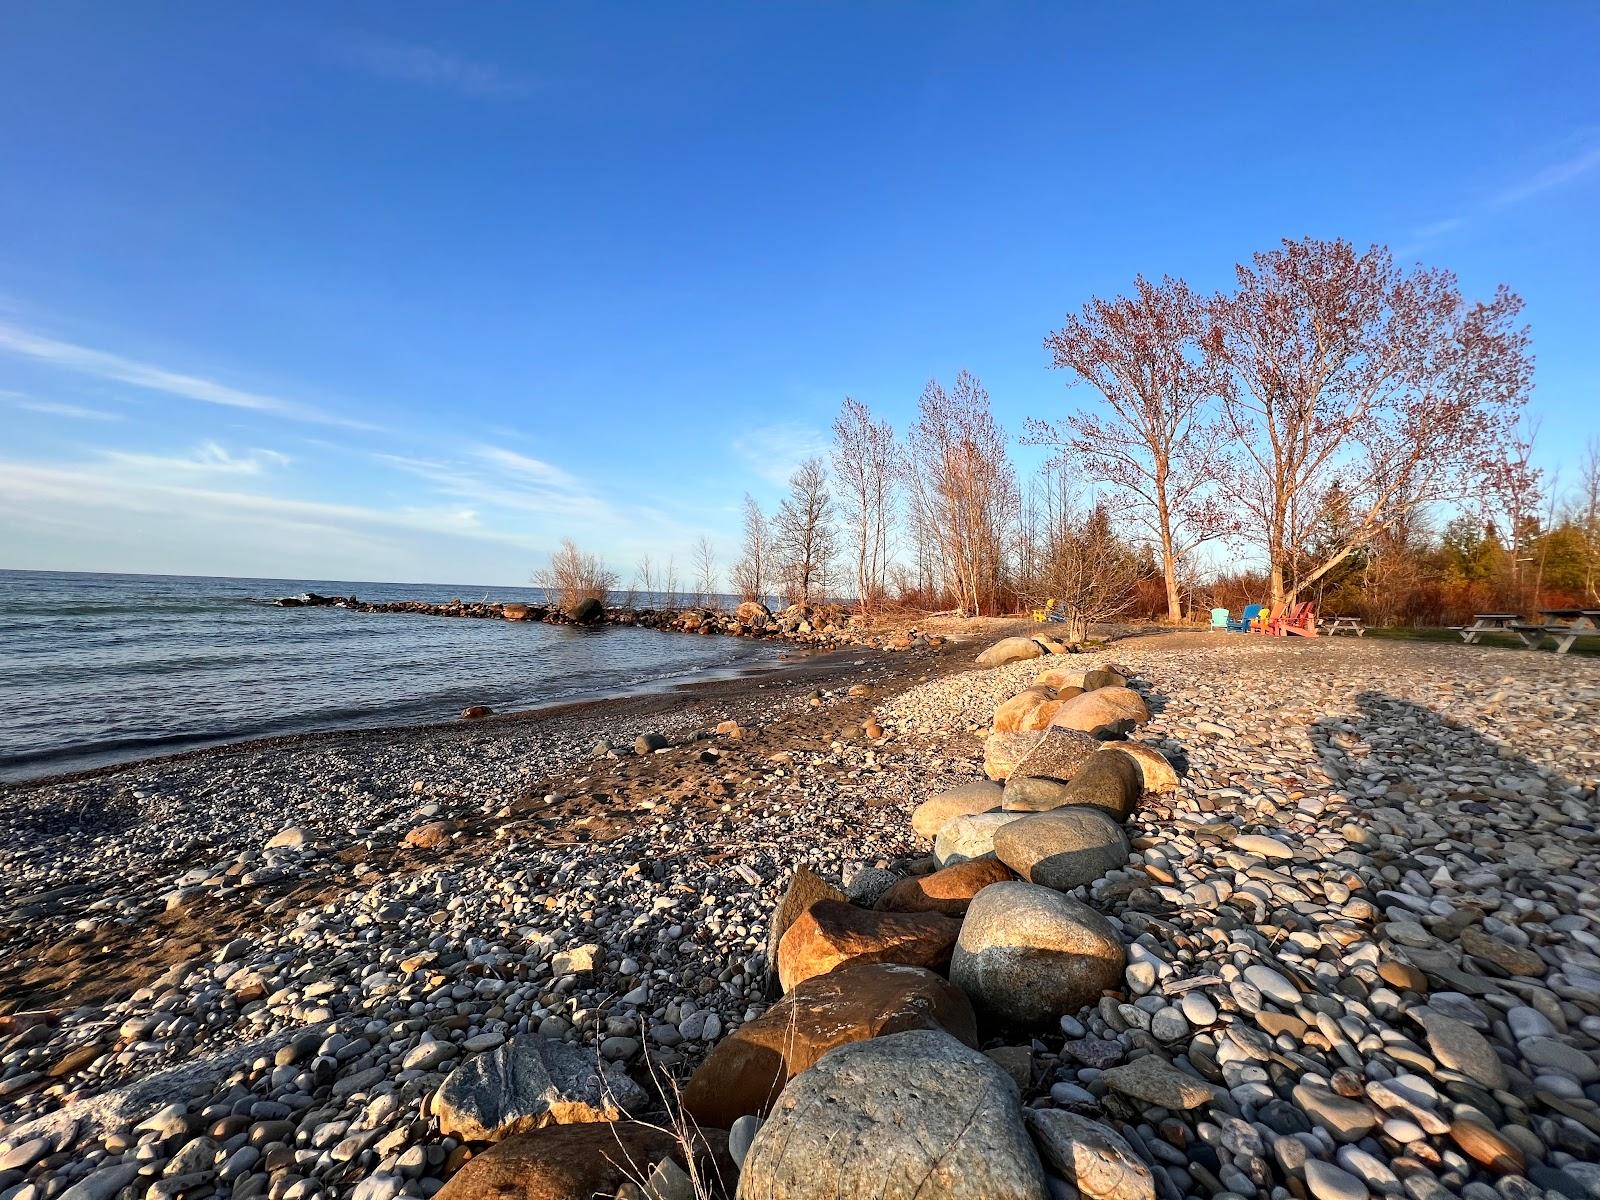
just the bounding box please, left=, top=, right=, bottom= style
left=1458, top=610, right=1600, bottom=653
left=1533, top=609, right=1600, bottom=655
left=1457, top=614, right=1538, bottom=646
left=1323, top=614, right=1365, bottom=637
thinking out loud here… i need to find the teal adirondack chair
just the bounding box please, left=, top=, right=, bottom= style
left=1210, top=607, right=1230, bottom=630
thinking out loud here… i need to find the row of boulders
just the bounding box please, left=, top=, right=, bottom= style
left=274, top=594, right=939, bottom=652
left=424, top=640, right=1184, bottom=1198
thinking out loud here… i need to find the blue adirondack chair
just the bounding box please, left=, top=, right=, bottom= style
left=1227, top=603, right=1263, bottom=632
left=1210, top=607, right=1230, bottom=630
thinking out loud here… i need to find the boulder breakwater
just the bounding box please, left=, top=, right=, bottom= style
left=274, top=593, right=945, bottom=653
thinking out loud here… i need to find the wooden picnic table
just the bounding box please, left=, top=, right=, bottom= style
left=1458, top=614, right=1537, bottom=646
left=1535, top=609, right=1600, bottom=655
left=1458, top=610, right=1600, bottom=654
left=1323, top=614, right=1365, bottom=637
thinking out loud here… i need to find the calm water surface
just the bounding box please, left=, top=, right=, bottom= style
left=0, top=570, right=788, bottom=780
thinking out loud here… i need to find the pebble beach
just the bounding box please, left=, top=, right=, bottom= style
left=3, top=631, right=1599, bottom=1200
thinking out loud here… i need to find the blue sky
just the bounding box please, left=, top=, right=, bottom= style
left=2, top=4, right=1597, bottom=586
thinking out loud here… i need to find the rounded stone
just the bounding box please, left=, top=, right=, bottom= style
left=949, top=881, right=1125, bottom=1028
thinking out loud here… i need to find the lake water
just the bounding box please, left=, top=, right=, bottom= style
left=0, top=570, right=788, bottom=780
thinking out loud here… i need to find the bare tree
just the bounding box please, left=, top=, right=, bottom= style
left=1025, top=460, right=1142, bottom=643
left=1211, top=236, right=1532, bottom=605
left=730, top=494, right=770, bottom=603
left=772, top=457, right=838, bottom=606
left=831, top=397, right=899, bottom=615
left=1577, top=439, right=1600, bottom=604
left=1030, top=275, right=1231, bottom=623
left=1479, top=418, right=1543, bottom=610
left=692, top=535, right=719, bottom=608
left=533, top=538, right=619, bottom=610
left=661, top=555, right=679, bottom=610
left=906, top=370, right=1020, bottom=615
left=634, top=553, right=656, bottom=606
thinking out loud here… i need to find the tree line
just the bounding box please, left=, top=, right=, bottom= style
left=542, top=236, right=1585, bottom=629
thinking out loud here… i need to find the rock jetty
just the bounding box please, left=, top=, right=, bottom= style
left=273, top=593, right=943, bottom=653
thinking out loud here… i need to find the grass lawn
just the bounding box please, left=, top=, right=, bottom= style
left=1362, top=625, right=1600, bottom=656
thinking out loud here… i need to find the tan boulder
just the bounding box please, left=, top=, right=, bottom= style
left=681, top=963, right=977, bottom=1127
left=1005, top=748, right=1142, bottom=822
left=911, top=781, right=1003, bottom=838
left=1034, top=666, right=1126, bottom=692
left=1110, top=742, right=1180, bottom=793
left=502, top=603, right=531, bottom=621
left=777, top=900, right=961, bottom=993
left=875, top=858, right=1016, bottom=916
left=764, top=867, right=846, bottom=989
left=991, top=687, right=1056, bottom=733
left=434, top=1121, right=734, bottom=1200
left=404, top=821, right=455, bottom=850
left=1010, top=727, right=1101, bottom=783
left=984, top=731, right=1043, bottom=781
left=975, top=636, right=1047, bottom=668
left=1048, top=686, right=1150, bottom=736
left=993, top=806, right=1130, bottom=890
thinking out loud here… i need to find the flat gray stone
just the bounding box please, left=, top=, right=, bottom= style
left=435, top=1033, right=644, bottom=1141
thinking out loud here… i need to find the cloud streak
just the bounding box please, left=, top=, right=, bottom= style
left=335, top=34, right=532, bottom=99
left=0, top=321, right=373, bottom=430
left=1493, top=142, right=1600, bottom=207
left=4, top=391, right=123, bottom=421
left=731, top=422, right=830, bottom=488
left=1409, top=136, right=1600, bottom=248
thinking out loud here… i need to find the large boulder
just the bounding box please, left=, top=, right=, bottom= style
left=975, top=637, right=1047, bottom=668
left=502, top=603, right=531, bottom=621
left=777, top=900, right=961, bottom=993
left=911, top=781, right=1003, bottom=839
left=563, top=596, right=605, bottom=625
left=1111, top=743, right=1180, bottom=794
left=735, top=600, right=772, bottom=629
left=934, top=811, right=1028, bottom=866
left=1000, top=774, right=1077, bottom=812
left=434, top=1121, right=734, bottom=1200
left=682, top=964, right=977, bottom=1127
left=1034, top=666, right=1126, bottom=692
left=875, top=858, right=1016, bottom=916
left=765, top=867, right=846, bottom=990
left=1048, top=687, right=1151, bottom=736
left=950, top=882, right=1125, bottom=1028
left=1064, top=749, right=1143, bottom=821
left=1025, top=1109, right=1155, bottom=1200
left=984, top=731, right=1044, bottom=782
left=1010, top=727, right=1101, bottom=783
left=736, top=1029, right=1047, bottom=1200
left=992, top=687, right=1064, bottom=734
left=993, top=807, right=1129, bottom=891
left=433, top=1034, right=645, bottom=1141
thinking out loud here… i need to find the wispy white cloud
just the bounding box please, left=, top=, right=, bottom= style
left=1408, top=136, right=1600, bottom=249
left=732, top=422, right=830, bottom=487
left=0, top=321, right=372, bottom=430
left=99, top=441, right=292, bottom=476
left=0, top=458, right=544, bottom=551
left=3, top=391, right=124, bottom=421
left=335, top=34, right=531, bottom=99
left=472, top=445, right=579, bottom=488
left=1493, top=142, right=1600, bottom=207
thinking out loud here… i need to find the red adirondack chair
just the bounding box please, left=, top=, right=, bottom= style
left=1269, top=601, right=1318, bottom=637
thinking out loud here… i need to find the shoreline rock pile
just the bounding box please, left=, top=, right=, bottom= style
left=414, top=634, right=1168, bottom=1198
left=273, top=594, right=941, bottom=653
